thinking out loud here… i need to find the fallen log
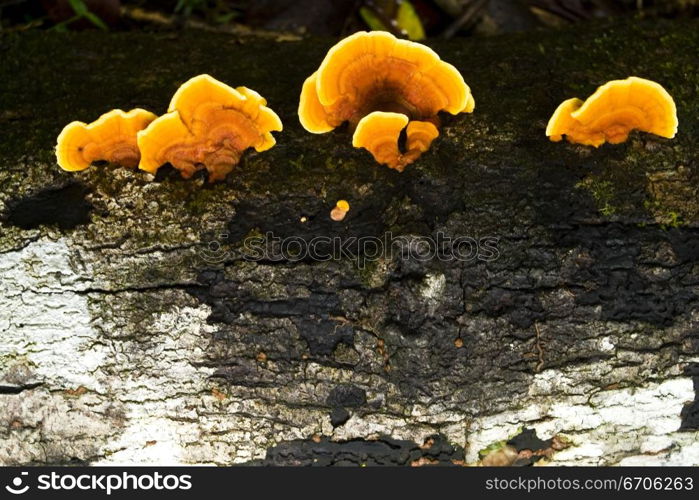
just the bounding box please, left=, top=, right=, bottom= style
left=0, top=18, right=698, bottom=465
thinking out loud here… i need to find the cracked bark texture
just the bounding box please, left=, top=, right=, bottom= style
left=1, top=19, right=698, bottom=466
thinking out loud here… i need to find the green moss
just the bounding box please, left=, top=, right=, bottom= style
left=182, top=183, right=232, bottom=216
left=576, top=178, right=618, bottom=216
left=288, top=154, right=305, bottom=170
left=0, top=353, right=35, bottom=369
left=355, top=257, right=390, bottom=289
left=478, top=426, right=524, bottom=459
left=478, top=439, right=509, bottom=459
left=644, top=199, right=687, bottom=229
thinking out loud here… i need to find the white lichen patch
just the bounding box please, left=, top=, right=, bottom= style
left=93, top=304, right=217, bottom=464
left=463, top=362, right=698, bottom=465
left=421, top=273, right=446, bottom=315
left=0, top=238, right=114, bottom=464
left=421, top=273, right=446, bottom=301
left=0, top=238, right=105, bottom=389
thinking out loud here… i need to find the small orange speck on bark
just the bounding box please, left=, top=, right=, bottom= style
left=65, top=386, right=88, bottom=397
left=411, top=457, right=439, bottom=467
left=211, top=388, right=227, bottom=401
left=330, top=208, right=345, bottom=221
left=330, top=199, right=350, bottom=221
left=420, top=437, right=435, bottom=450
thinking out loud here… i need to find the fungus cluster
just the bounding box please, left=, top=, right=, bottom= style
left=56, top=75, right=281, bottom=182
left=138, top=75, right=283, bottom=182
left=57, top=42, right=678, bottom=189
left=546, top=77, right=678, bottom=147
left=298, top=31, right=474, bottom=171
left=56, top=109, right=156, bottom=171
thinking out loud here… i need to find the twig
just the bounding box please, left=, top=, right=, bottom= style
left=442, top=0, right=489, bottom=39
left=527, top=0, right=591, bottom=22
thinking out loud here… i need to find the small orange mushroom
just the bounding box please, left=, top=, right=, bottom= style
left=138, top=74, right=282, bottom=182
left=298, top=31, right=473, bottom=171
left=56, top=109, right=156, bottom=171
left=546, top=77, right=678, bottom=147
left=330, top=199, right=350, bottom=221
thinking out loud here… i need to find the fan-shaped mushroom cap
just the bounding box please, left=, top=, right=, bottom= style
left=352, top=111, right=439, bottom=171
left=298, top=72, right=336, bottom=134
left=138, top=74, right=282, bottom=182
left=56, top=109, right=156, bottom=171
left=546, top=77, right=677, bottom=147
left=299, top=31, right=472, bottom=169
left=545, top=98, right=584, bottom=142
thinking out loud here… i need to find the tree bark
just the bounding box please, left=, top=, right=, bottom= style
left=0, top=19, right=698, bottom=466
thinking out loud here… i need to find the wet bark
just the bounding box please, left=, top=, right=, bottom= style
left=0, top=18, right=698, bottom=465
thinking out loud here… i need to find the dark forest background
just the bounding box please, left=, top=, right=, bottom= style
left=1, top=0, right=698, bottom=38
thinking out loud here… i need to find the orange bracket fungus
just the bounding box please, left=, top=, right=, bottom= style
left=546, top=77, right=678, bottom=147
left=56, top=109, right=156, bottom=171
left=138, top=74, right=283, bottom=182
left=298, top=31, right=474, bottom=171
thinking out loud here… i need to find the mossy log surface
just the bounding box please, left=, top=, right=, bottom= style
left=0, top=19, right=698, bottom=466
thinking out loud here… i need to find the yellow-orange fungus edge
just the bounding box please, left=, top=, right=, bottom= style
left=545, top=77, right=678, bottom=147
left=298, top=31, right=472, bottom=169
left=56, top=109, right=157, bottom=172
left=137, top=74, right=282, bottom=182
left=336, top=200, right=350, bottom=212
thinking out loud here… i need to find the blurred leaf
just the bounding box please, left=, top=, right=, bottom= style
left=83, top=10, right=107, bottom=30
left=67, top=0, right=88, bottom=16
left=396, top=1, right=425, bottom=40
left=359, top=6, right=386, bottom=31
left=51, top=14, right=80, bottom=32
left=174, top=0, right=193, bottom=16
left=174, top=0, right=238, bottom=25
left=214, top=11, right=238, bottom=24
left=62, top=0, right=108, bottom=30
left=359, top=0, right=425, bottom=40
